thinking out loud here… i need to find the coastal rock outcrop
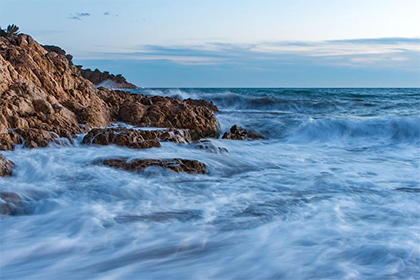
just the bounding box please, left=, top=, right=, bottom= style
left=0, top=33, right=220, bottom=150
left=222, top=125, right=264, bottom=140
left=98, top=89, right=220, bottom=140
left=99, top=158, right=208, bottom=174
left=0, top=153, right=14, bottom=176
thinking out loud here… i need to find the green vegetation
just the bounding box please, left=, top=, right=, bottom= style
left=0, top=24, right=20, bottom=38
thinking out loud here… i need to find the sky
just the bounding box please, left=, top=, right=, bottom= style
left=1, top=0, right=419, bottom=87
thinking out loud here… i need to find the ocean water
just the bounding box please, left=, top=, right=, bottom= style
left=1, top=88, right=419, bottom=280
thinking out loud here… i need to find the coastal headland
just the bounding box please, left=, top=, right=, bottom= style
left=0, top=32, right=222, bottom=177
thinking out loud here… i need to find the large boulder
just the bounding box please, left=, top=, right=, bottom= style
left=99, top=158, right=208, bottom=174
left=0, top=153, right=14, bottom=176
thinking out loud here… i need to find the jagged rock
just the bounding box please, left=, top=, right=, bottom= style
left=0, top=33, right=220, bottom=150
left=100, top=158, right=208, bottom=174
left=0, top=153, right=14, bottom=176
left=15, top=128, right=58, bottom=148
left=83, top=127, right=192, bottom=149
left=80, top=68, right=137, bottom=89
left=222, top=125, right=264, bottom=140
left=191, top=140, right=228, bottom=154
left=98, top=89, right=220, bottom=140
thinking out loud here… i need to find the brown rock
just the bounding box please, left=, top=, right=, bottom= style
left=15, top=128, right=57, bottom=148
left=32, top=99, right=54, bottom=115
left=82, top=127, right=161, bottom=149
left=118, top=102, right=146, bottom=125
left=101, top=158, right=208, bottom=174
left=0, top=153, right=14, bottom=176
left=0, top=33, right=221, bottom=151
left=222, top=125, right=264, bottom=140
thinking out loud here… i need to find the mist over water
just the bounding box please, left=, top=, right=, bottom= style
left=1, top=88, right=419, bottom=279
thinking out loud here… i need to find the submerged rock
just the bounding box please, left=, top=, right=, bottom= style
left=0, top=192, right=23, bottom=215
left=0, top=153, right=14, bottom=176
left=100, top=158, right=208, bottom=174
left=222, top=125, right=264, bottom=140
left=191, top=139, right=228, bottom=154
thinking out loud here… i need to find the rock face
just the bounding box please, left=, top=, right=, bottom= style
left=100, top=158, right=208, bottom=174
left=80, top=68, right=137, bottom=89
left=100, top=90, right=220, bottom=140
left=0, top=34, right=220, bottom=150
left=0, top=153, right=14, bottom=176
left=222, top=125, right=264, bottom=140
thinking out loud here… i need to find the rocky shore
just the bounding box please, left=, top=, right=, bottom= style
left=0, top=33, right=220, bottom=176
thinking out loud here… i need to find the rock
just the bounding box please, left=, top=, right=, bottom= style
left=191, top=140, right=228, bottom=154
left=83, top=127, right=193, bottom=149
left=79, top=68, right=137, bottom=89
left=0, top=33, right=221, bottom=150
left=98, top=89, right=220, bottom=140
left=15, top=128, right=57, bottom=148
left=83, top=127, right=161, bottom=149
left=100, top=158, right=208, bottom=174
left=222, top=125, right=264, bottom=140
left=0, top=192, right=23, bottom=215
left=32, top=99, right=54, bottom=115
left=0, top=153, right=14, bottom=176
left=117, top=102, right=146, bottom=125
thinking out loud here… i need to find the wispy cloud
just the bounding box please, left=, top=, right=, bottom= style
left=68, top=12, right=91, bottom=20
left=78, top=37, right=420, bottom=71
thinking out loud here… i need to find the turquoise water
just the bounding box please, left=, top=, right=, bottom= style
left=1, top=88, right=419, bottom=279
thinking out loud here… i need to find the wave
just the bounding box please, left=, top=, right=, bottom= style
left=137, top=88, right=345, bottom=115
left=282, top=117, right=420, bottom=145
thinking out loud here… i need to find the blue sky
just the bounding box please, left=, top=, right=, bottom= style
left=1, top=0, right=419, bottom=87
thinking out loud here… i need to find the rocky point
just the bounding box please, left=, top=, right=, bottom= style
left=0, top=33, right=220, bottom=152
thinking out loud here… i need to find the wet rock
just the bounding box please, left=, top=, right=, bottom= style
left=83, top=127, right=193, bottom=149
left=191, top=139, right=228, bottom=153
left=115, top=210, right=202, bottom=223
left=15, top=128, right=58, bottom=148
left=0, top=153, right=14, bottom=176
left=158, top=128, right=192, bottom=143
left=100, top=89, right=220, bottom=140
left=100, top=158, right=208, bottom=174
left=0, top=192, right=23, bottom=215
left=0, top=131, right=23, bottom=151
left=82, top=127, right=161, bottom=149
left=222, top=125, right=264, bottom=140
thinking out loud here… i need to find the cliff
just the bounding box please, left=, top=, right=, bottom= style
left=0, top=33, right=220, bottom=151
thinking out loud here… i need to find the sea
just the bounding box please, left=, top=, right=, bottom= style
left=1, top=88, right=419, bottom=280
